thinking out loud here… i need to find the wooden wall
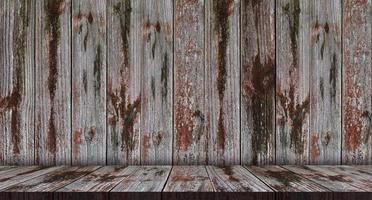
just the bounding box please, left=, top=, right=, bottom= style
left=0, top=0, right=371, bottom=165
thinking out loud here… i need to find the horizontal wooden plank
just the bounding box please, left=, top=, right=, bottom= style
left=246, top=165, right=328, bottom=192
left=163, top=166, right=214, bottom=192
left=57, top=166, right=133, bottom=192
left=206, top=165, right=272, bottom=192
left=4, top=166, right=100, bottom=192
left=283, top=165, right=365, bottom=191
left=111, top=166, right=171, bottom=192
left=0, top=166, right=63, bottom=191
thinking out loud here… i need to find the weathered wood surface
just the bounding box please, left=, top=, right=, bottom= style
left=72, top=0, right=106, bottom=165
left=1, top=0, right=34, bottom=165
left=163, top=166, right=214, bottom=192
left=206, top=165, right=272, bottom=192
left=247, top=165, right=332, bottom=200
left=308, top=0, right=342, bottom=165
left=276, top=0, right=311, bottom=165
left=241, top=0, right=275, bottom=166
left=173, top=0, right=207, bottom=165
left=283, top=165, right=366, bottom=191
left=0, top=166, right=62, bottom=191
left=4, top=166, right=100, bottom=192
left=57, top=166, right=131, bottom=192
left=0, top=166, right=18, bottom=175
left=247, top=165, right=328, bottom=192
left=342, top=0, right=372, bottom=164
left=35, top=0, right=71, bottom=166
left=205, top=0, right=240, bottom=165
left=106, top=0, right=141, bottom=165
left=111, top=166, right=171, bottom=192
left=139, top=0, right=173, bottom=165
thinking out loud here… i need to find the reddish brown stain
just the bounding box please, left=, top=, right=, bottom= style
left=176, top=104, right=193, bottom=151
left=113, top=0, right=132, bottom=67
left=277, top=85, right=310, bottom=154
left=155, top=131, right=164, bottom=145
left=108, top=81, right=141, bottom=157
left=264, top=169, right=300, bottom=187
left=45, top=0, right=65, bottom=155
left=72, top=130, right=82, bottom=158
left=344, top=105, right=363, bottom=151
left=44, top=170, right=87, bottom=183
left=172, top=175, right=195, bottom=182
left=311, top=133, right=320, bottom=160
left=222, top=166, right=239, bottom=182
left=214, top=0, right=233, bottom=151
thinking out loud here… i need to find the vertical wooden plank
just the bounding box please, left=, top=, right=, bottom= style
left=72, top=0, right=106, bottom=165
left=309, top=0, right=341, bottom=164
left=107, top=0, right=141, bottom=165
left=140, top=0, right=173, bottom=165
left=174, top=0, right=206, bottom=164
left=0, top=0, right=34, bottom=165
left=205, top=0, right=240, bottom=165
left=276, top=0, right=311, bottom=164
left=35, top=0, right=71, bottom=165
left=342, top=0, right=372, bottom=164
left=241, top=0, right=275, bottom=165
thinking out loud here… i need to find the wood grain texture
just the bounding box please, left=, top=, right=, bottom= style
left=163, top=166, right=214, bottom=192
left=308, top=0, right=342, bottom=165
left=206, top=165, right=272, bottom=192
left=173, top=0, right=207, bottom=165
left=4, top=166, right=100, bottom=192
left=72, top=0, right=106, bottom=165
left=139, top=0, right=173, bottom=165
left=241, top=0, right=275, bottom=165
left=276, top=0, right=311, bottom=164
left=1, top=0, right=34, bottom=165
left=205, top=0, right=240, bottom=165
left=283, top=165, right=365, bottom=191
left=247, top=165, right=328, bottom=192
left=111, top=166, right=171, bottom=191
left=0, top=166, right=62, bottom=191
left=35, top=0, right=71, bottom=166
left=107, top=0, right=141, bottom=165
left=342, top=0, right=372, bottom=164
left=57, top=166, right=131, bottom=192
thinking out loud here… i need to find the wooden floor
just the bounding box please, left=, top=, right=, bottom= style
left=0, top=166, right=371, bottom=200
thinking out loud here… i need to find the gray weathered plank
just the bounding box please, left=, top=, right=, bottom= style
left=353, top=165, right=372, bottom=173
left=0, top=166, right=63, bottom=191
left=342, top=0, right=372, bottom=164
left=276, top=0, right=311, bottom=164
left=306, top=165, right=372, bottom=190
left=204, top=0, right=240, bottom=165
left=0, top=166, right=18, bottom=175
left=139, top=0, right=173, bottom=165
left=111, top=166, right=171, bottom=192
left=163, top=166, right=214, bottom=192
left=283, top=165, right=365, bottom=191
left=57, top=166, right=132, bottom=192
left=72, top=0, right=106, bottom=165
left=206, top=165, right=272, bottom=192
left=247, top=165, right=328, bottom=192
left=4, top=166, right=100, bottom=192
left=35, top=0, right=71, bottom=166
left=107, top=0, right=141, bottom=165
left=308, top=0, right=342, bottom=165
left=241, top=0, right=275, bottom=165
left=173, top=0, right=207, bottom=165
left=1, top=0, right=34, bottom=165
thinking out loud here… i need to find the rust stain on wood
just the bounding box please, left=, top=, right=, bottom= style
left=243, top=54, right=275, bottom=164
left=171, top=175, right=195, bottom=182
left=45, top=0, right=65, bottom=154
left=282, top=0, right=300, bottom=69
left=278, top=87, right=310, bottom=154
left=221, top=166, right=239, bottom=182
left=213, top=0, right=233, bottom=151
left=113, top=0, right=132, bottom=67
left=108, top=81, right=141, bottom=157
left=310, top=133, right=320, bottom=160
left=142, top=135, right=150, bottom=161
